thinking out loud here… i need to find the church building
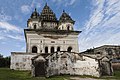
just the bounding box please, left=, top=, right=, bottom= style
left=10, top=3, right=113, bottom=77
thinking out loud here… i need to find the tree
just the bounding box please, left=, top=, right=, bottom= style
left=0, top=54, right=3, bottom=58
left=0, top=54, right=11, bottom=67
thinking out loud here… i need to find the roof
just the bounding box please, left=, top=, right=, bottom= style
left=30, top=8, right=39, bottom=19
left=59, top=10, right=75, bottom=24
left=24, top=29, right=81, bottom=34
left=39, top=3, right=58, bottom=22
left=81, top=45, right=120, bottom=54
left=29, top=3, right=76, bottom=24
left=82, top=54, right=112, bottom=61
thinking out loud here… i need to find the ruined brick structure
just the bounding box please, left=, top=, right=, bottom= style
left=81, top=45, right=120, bottom=59
left=10, top=4, right=113, bottom=77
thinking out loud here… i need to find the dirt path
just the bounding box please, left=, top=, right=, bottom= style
left=69, top=77, right=103, bottom=80
left=68, top=77, right=116, bottom=80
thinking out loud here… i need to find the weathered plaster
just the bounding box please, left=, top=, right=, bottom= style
left=10, top=52, right=37, bottom=70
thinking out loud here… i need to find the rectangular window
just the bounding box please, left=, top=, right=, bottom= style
left=51, top=41, right=55, bottom=43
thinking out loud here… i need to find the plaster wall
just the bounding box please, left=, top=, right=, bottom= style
left=28, top=21, right=40, bottom=29
left=26, top=33, right=79, bottom=53
left=46, top=52, right=100, bottom=77
left=10, top=52, right=37, bottom=70
left=73, top=56, right=100, bottom=77
left=58, top=22, right=73, bottom=30
left=42, top=22, right=57, bottom=29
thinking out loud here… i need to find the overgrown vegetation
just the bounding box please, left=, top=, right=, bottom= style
left=0, top=54, right=10, bottom=67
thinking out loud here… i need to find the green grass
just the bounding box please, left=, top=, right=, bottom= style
left=0, top=68, right=120, bottom=80
left=0, top=68, right=69, bottom=80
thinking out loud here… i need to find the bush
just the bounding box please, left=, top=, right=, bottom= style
left=0, top=54, right=10, bottom=68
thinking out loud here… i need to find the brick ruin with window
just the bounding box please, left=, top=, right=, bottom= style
left=10, top=3, right=113, bottom=77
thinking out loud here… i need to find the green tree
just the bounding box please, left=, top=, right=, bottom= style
left=0, top=54, right=11, bottom=67
left=0, top=54, right=3, bottom=58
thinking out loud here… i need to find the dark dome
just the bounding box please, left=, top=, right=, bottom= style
left=59, top=10, right=75, bottom=24
left=31, top=8, right=39, bottom=19
left=39, top=3, right=58, bottom=22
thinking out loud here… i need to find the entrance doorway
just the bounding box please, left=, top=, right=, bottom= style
left=67, top=47, right=72, bottom=52
left=35, top=62, right=45, bottom=76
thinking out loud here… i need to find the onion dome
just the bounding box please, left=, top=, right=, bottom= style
left=59, top=10, right=75, bottom=24
left=31, top=8, right=39, bottom=19
left=39, top=3, right=58, bottom=22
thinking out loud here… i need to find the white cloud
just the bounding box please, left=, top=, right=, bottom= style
left=52, top=0, right=77, bottom=7
left=0, top=21, right=22, bottom=33
left=0, top=9, right=21, bottom=32
left=79, top=0, right=120, bottom=52
left=70, top=0, right=76, bottom=5
left=36, top=3, right=41, bottom=8
left=0, top=14, right=11, bottom=22
left=65, top=0, right=76, bottom=6
left=0, top=36, right=5, bottom=40
left=21, top=0, right=42, bottom=14
left=7, top=35, right=24, bottom=41
left=0, top=9, right=24, bottom=41
left=1, top=42, right=6, bottom=44
left=0, top=8, right=12, bottom=21
left=31, top=0, right=42, bottom=8
left=21, top=5, right=31, bottom=14
left=0, top=21, right=24, bottom=41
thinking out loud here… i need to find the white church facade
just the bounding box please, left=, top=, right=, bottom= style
left=10, top=4, right=113, bottom=77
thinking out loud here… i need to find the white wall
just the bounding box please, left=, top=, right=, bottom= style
left=28, top=21, right=40, bottom=29
left=73, top=56, right=100, bottom=77
left=26, top=32, right=79, bottom=53
left=10, top=52, right=37, bottom=70
left=46, top=52, right=100, bottom=77
left=58, top=22, right=73, bottom=30
left=11, top=52, right=100, bottom=77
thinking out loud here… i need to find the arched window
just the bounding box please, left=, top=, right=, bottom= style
left=51, top=47, right=54, bottom=53
left=45, top=46, right=48, bottom=53
left=57, top=47, right=60, bottom=51
left=67, top=47, right=72, bottom=52
left=62, top=26, right=64, bottom=30
left=67, top=26, right=70, bottom=30
left=34, top=24, right=37, bottom=29
left=32, top=46, right=37, bottom=53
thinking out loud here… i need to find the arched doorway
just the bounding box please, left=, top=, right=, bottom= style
left=51, top=47, right=54, bottom=53
left=67, top=25, right=70, bottom=30
left=57, top=47, right=60, bottom=51
left=67, top=47, right=72, bottom=52
left=32, top=56, right=46, bottom=77
left=45, top=46, right=48, bottom=53
left=34, top=24, right=37, bottom=29
left=32, top=46, right=37, bottom=53
left=34, top=61, right=45, bottom=76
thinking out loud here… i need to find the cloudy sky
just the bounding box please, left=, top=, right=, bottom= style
left=0, top=0, right=120, bottom=56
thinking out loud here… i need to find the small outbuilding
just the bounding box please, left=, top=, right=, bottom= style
left=31, top=52, right=113, bottom=77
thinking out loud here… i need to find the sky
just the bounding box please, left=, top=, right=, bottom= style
left=0, top=0, right=120, bottom=56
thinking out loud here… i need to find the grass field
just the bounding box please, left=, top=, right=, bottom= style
left=0, top=68, right=120, bottom=80
left=0, top=68, right=69, bottom=80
